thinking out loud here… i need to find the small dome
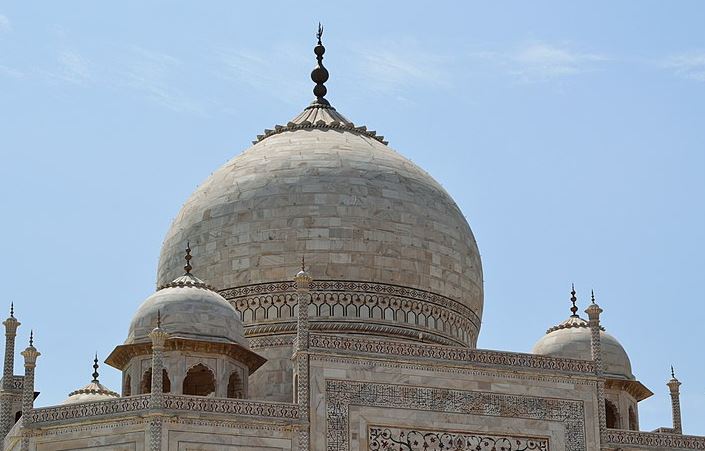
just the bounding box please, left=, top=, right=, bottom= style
left=62, top=381, right=119, bottom=404
left=532, top=315, right=634, bottom=380
left=62, top=357, right=119, bottom=404
left=126, top=272, right=246, bottom=346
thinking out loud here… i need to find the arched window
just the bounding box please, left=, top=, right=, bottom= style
left=227, top=371, right=244, bottom=399
left=124, top=374, right=132, bottom=397
left=140, top=368, right=171, bottom=394
left=605, top=399, right=620, bottom=429
left=629, top=406, right=638, bottom=431
left=183, top=364, right=215, bottom=397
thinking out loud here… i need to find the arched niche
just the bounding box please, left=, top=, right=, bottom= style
left=183, top=363, right=216, bottom=397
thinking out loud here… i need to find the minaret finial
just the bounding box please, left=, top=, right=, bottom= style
left=29, top=330, right=33, bottom=347
left=570, top=284, right=578, bottom=317
left=92, top=353, right=100, bottom=383
left=9, top=302, right=13, bottom=318
left=301, top=255, right=306, bottom=272
left=311, top=23, right=330, bottom=105
left=671, top=365, right=676, bottom=379
left=184, top=241, right=193, bottom=274
left=157, top=310, right=162, bottom=329
left=591, top=289, right=596, bottom=304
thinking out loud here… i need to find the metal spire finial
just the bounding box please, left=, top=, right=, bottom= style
left=591, top=289, right=596, bottom=304
left=184, top=241, right=193, bottom=274
left=157, top=310, right=162, bottom=329
left=92, top=353, right=100, bottom=383
left=671, top=365, right=676, bottom=379
left=310, top=23, right=330, bottom=105
left=29, top=330, right=33, bottom=347
left=9, top=302, right=13, bottom=318
left=569, top=284, right=578, bottom=317
left=301, top=255, right=306, bottom=272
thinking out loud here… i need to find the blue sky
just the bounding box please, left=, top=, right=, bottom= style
left=1, top=1, right=704, bottom=433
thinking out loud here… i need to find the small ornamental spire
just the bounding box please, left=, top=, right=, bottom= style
left=671, top=365, right=676, bottom=380
left=570, top=284, right=578, bottom=317
left=184, top=241, right=193, bottom=274
left=591, top=289, right=596, bottom=304
left=156, top=310, right=162, bottom=329
left=92, top=353, right=100, bottom=383
left=29, top=330, right=33, bottom=347
left=311, top=22, right=330, bottom=106
left=10, top=302, right=14, bottom=318
left=301, top=255, right=306, bottom=272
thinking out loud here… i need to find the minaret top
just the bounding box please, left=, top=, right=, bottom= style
left=91, top=354, right=100, bottom=383
left=569, top=284, right=579, bottom=317
left=310, top=23, right=330, bottom=106
left=184, top=241, right=193, bottom=275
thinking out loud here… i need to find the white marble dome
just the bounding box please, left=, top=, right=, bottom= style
left=127, top=273, right=246, bottom=346
left=532, top=316, right=634, bottom=380
left=156, top=104, right=483, bottom=344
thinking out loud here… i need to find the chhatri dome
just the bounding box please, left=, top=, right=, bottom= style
left=62, top=356, right=119, bottom=405
left=156, top=26, right=483, bottom=401
left=532, top=287, right=634, bottom=380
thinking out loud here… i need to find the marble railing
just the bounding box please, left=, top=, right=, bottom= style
left=0, top=375, right=24, bottom=391
left=309, top=334, right=596, bottom=375
left=27, top=394, right=299, bottom=426
left=606, top=430, right=705, bottom=449
left=28, top=395, right=150, bottom=423
left=163, top=395, right=299, bottom=419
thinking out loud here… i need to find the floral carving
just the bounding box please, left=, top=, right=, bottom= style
left=369, top=427, right=548, bottom=451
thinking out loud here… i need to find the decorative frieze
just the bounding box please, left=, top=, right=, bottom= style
left=368, top=426, right=549, bottom=451
left=222, top=280, right=480, bottom=347
left=606, top=430, right=705, bottom=449
left=162, top=395, right=299, bottom=419
left=28, top=395, right=151, bottom=424
left=309, top=334, right=595, bottom=375
left=326, top=380, right=586, bottom=451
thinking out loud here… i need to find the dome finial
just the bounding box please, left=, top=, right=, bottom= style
left=310, top=23, right=330, bottom=106
left=591, top=289, right=596, bottom=304
left=29, top=329, right=33, bottom=347
left=157, top=310, right=162, bottom=329
left=671, top=365, right=676, bottom=379
left=184, top=241, right=193, bottom=275
left=9, top=302, right=14, bottom=318
left=301, top=255, right=306, bottom=272
left=92, top=353, right=100, bottom=383
left=569, top=284, right=578, bottom=317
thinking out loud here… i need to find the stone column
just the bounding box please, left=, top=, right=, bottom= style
left=19, top=333, right=39, bottom=451
left=293, top=263, right=312, bottom=451
left=147, top=314, right=169, bottom=451
left=0, top=306, right=20, bottom=439
left=585, top=293, right=607, bottom=449
left=667, top=367, right=683, bottom=434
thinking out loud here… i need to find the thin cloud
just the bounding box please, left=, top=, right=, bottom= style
left=118, top=47, right=205, bottom=114
left=350, top=39, right=451, bottom=93
left=471, top=41, right=608, bottom=83
left=663, top=51, right=705, bottom=82
left=55, top=50, right=93, bottom=84
left=215, top=45, right=309, bottom=105
left=0, top=14, right=10, bottom=33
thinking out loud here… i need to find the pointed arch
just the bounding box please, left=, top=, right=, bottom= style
left=139, top=368, right=171, bottom=394
left=123, top=374, right=132, bottom=397
left=629, top=405, right=638, bottom=430
left=227, top=370, right=244, bottom=399
left=605, top=399, right=620, bottom=429
left=183, top=363, right=216, bottom=396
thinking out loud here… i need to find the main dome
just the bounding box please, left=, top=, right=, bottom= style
left=155, top=31, right=483, bottom=401
left=157, top=118, right=483, bottom=339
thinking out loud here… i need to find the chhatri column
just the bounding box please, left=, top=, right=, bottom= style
left=147, top=311, right=169, bottom=451
left=294, top=257, right=312, bottom=451
left=585, top=291, right=607, bottom=449
left=19, top=331, right=39, bottom=451
left=667, top=367, right=683, bottom=434
left=0, top=304, right=20, bottom=439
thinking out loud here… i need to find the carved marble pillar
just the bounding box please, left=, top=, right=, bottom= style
left=585, top=295, right=607, bottom=449
left=20, top=334, right=39, bottom=451
left=147, top=315, right=169, bottom=451
left=667, top=368, right=683, bottom=434
left=0, top=308, right=20, bottom=439
left=293, top=264, right=312, bottom=451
